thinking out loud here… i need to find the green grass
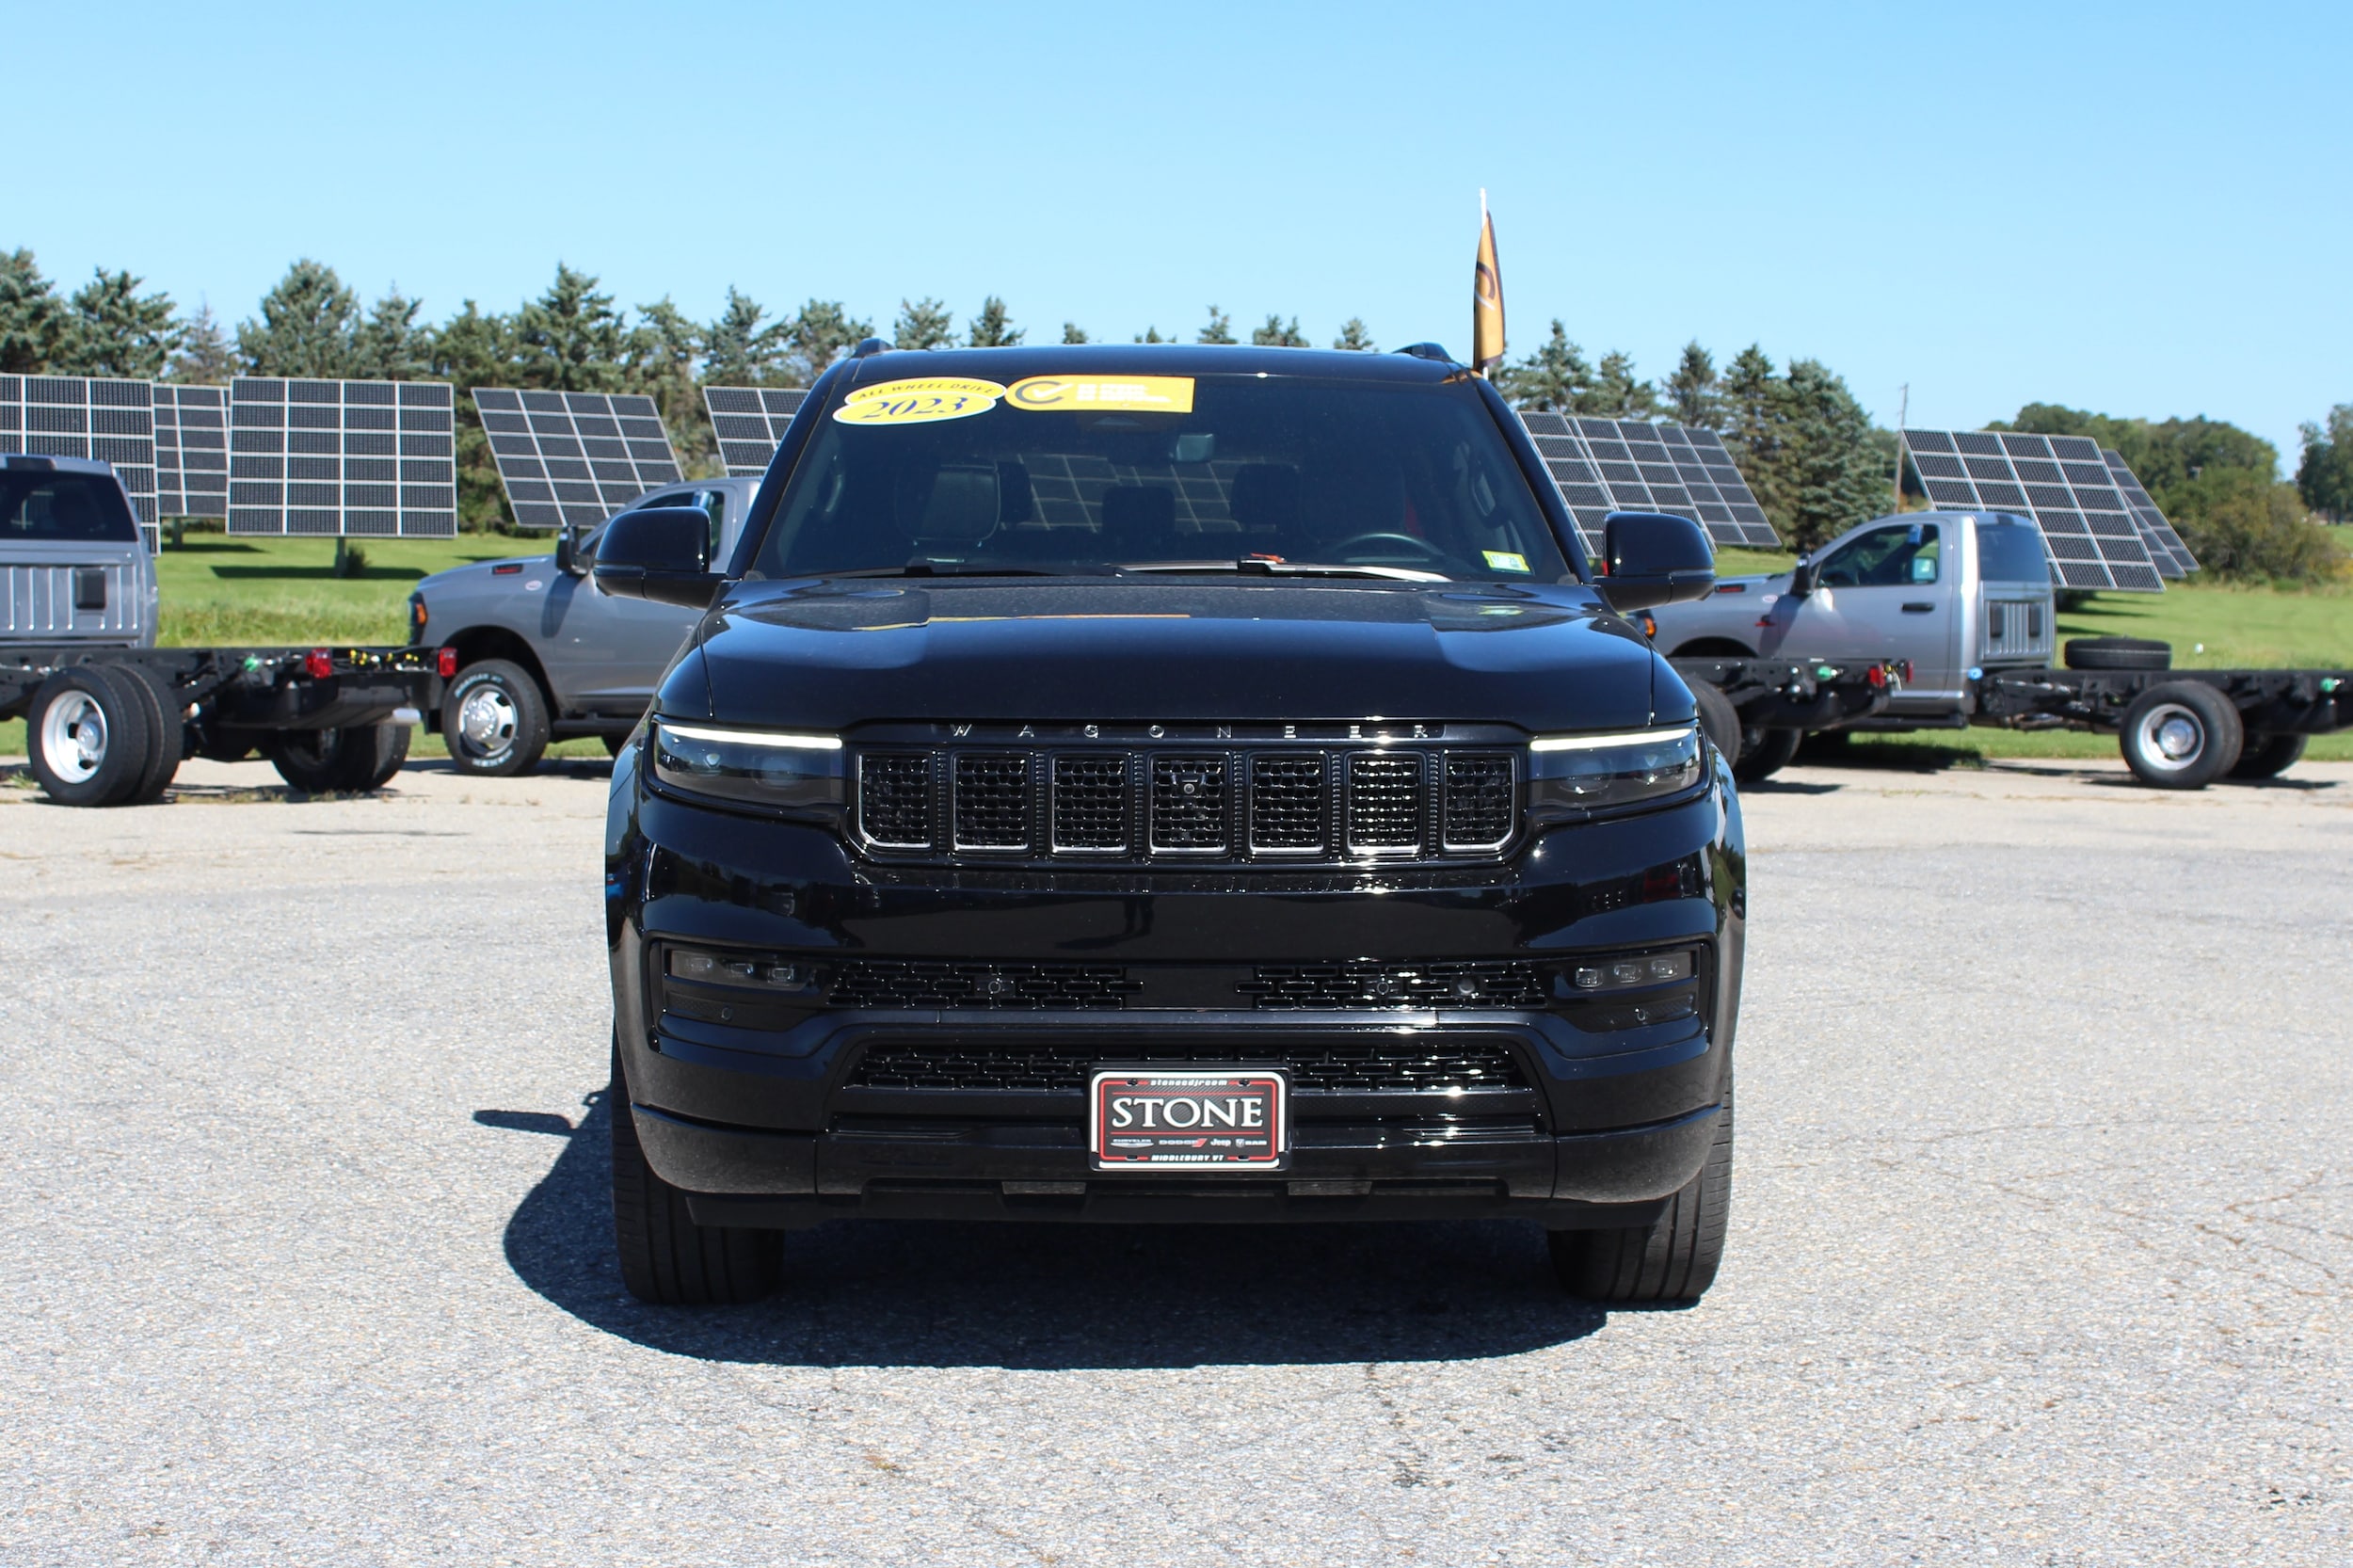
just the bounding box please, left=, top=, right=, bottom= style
left=153, top=536, right=536, bottom=647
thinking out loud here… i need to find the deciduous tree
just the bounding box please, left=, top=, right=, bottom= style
left=2297, top=405, right=2353, bottom=522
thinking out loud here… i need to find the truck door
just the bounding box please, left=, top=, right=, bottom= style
left=537, top=488, right=714, bottom=717
left=1785, top=520, right=1960, bottom=703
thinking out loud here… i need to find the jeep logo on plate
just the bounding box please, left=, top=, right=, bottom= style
left=1089, top=1068, right=1289, bottom=1171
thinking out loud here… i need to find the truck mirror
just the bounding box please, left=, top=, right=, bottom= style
left=1788, top=556, right=1822, bottom=598
left=1596, top=510, right=1715, bottom=613
left=553, top=524, right=584, bottom=578
left=591, top=506, right=723, bottom=609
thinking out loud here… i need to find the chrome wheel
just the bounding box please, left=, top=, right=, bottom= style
left=456, top=683, right=519, bottom=756
left=40, top=692, right=108, bottom=783
left=2133, top=702, right=2205, bottom=774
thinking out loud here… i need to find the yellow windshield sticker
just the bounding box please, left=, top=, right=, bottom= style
left=1005, top=376, right=1195, bottom=414
left=1483, top=551, right=1530, bottom=573
left=835, top=377, right=1006, bottom=425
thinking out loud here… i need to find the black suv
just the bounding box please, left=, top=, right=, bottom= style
left=595, top=343, right=1741, bottom=1306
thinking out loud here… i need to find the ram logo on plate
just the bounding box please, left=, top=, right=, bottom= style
left=1089, top=1067, right=1289, bottom=1171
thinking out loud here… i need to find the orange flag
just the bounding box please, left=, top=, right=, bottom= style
left=1472, top=190, right=1505, bottom=375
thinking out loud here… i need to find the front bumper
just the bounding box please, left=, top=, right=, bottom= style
left=607, top=758, right=1745, bottom=1228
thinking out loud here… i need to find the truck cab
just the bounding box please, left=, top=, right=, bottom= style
left=1649, top=510, right=2056, bottom=719
left=1, top=455, right=157, bottom=649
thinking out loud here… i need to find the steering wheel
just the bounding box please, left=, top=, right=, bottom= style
left=1326, top=531, right=1450, bottom=564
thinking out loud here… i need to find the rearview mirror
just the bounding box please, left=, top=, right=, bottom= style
left=1596, top=511, right=1715, bottom=613
left=591, top=506, right=722, bottom=609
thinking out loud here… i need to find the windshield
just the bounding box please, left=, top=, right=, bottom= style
left=0, top=471, right=138, bottom=545
left=1973, top=515, right=2052, bottom=584
left=747, top=373, right=1574, bottom=583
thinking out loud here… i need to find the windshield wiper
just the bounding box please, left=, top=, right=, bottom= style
left=815, top=560, right=1125, bottom=579
left=1120, top=559, right=1449, bottom=583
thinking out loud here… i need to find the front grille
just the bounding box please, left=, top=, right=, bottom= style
left=847, top=1037, right=1529, bottom=1092
left=828, top=960, right=1141, bottom=1010
left=1241, top=961, right=1545, bottom=1010
left=853, top=736, right=1517, bottom=865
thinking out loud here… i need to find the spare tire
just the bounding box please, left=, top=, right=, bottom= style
left=2065, top=636, right=2171, bottom=671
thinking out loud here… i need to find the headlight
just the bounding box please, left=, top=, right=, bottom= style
left=649, top=719, right=844, bottom=814
left=1527, top=724, right=1703, bottom=817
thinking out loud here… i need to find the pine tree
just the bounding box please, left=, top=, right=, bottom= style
left=237, top=259, right=360, bottom=377
left=631, top=296, right=713, bottom=474
left=1196, top=307, right=1235, bottom=345
left=1497, top=320, right=1593, bottom=410
left=704, top=287, right=789, bottom=385
left=967, top=296, right=1024, bottom=347
left=893, top=297, right=954, bottom=350
left=1250, top=313, right=1306, bottom=346
left=167, top=302, right=236, bottom=385
left=1134, top=327, right=1169, bottom=344
left=1775, top=359, right=1889, bottom=551
left=427, top=302, right=521, bottom=533
left=1665, top=342, right=1719, bottom=428
left=513, top=264, right=628, bottom=392
left=782, top=300, right=872, bottom=383
left=1061, top=322, right=1090, bottom=344
left=0, top=248, right=69, bottom=373
left=351, top=287, right=430, bottom=381
left=1591, top=351, right=1656, bottom=419
left=1333, top=317, right=1376, bottom=352
left=1720, top=344, right=1781, bottom=476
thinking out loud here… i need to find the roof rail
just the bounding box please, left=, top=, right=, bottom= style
left=849, top=337, right=892, bottom=359
left=1394, top=343, right=1459, bottom=364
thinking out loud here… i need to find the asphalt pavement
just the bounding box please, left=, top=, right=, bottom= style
left=2, top=751, right=2347, bottom=1565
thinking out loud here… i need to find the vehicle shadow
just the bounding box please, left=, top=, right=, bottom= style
left=477, top=1096, right=1610, bottom=1369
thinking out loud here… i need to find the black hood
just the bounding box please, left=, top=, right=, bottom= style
left=675, top=578, right=1673, bottom=732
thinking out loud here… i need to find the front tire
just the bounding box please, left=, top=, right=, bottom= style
left=1551, top=1072, right=1734, bottom=1304
left=2118, top=681, right=2243, bottom=789
left=440, top=659, right=550, bottom=778
left=611, top=1042, right=781, bottom=1305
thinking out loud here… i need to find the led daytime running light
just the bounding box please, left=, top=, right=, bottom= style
left=1530, top=724, right=1697, bottom=754
left=656, top=722, right=841, bottom=750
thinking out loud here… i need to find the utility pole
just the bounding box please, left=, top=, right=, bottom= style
left=1892, top=383, right=1910, bottom=513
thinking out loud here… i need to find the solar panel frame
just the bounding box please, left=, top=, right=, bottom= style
left=703, top=386, right=811, bottom=477
left=227, top=378, right=458, bottom=538
left=473, top=388, right=682, bottom=529
left=1898, top=428, right=2165, bottom=592
left=0, top=374, right=161, bottom=550
left=152, top=384, right=232, bottom=522
left=2102, top=447, right=2197, bottom=577
left=1514, top=410, right=1779, bottom=552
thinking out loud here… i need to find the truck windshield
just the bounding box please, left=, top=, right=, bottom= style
left=1973, top=516, right=2052, bottom=584
left=1, top=472, right=138, bottom=544
left=748, top=374, right=1573, bottom=583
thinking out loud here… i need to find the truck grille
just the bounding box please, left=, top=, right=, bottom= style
left=828, top=960, right=1143, bottom=1010
left=1241, top=961, right=1545, bottom=1010
left=854, top=738, right=1516, bottom=865
left=847, top=1037, right=1529, bottom=1093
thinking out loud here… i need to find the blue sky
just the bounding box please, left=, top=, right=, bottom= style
left=10, top=0, right=2346, bottom=463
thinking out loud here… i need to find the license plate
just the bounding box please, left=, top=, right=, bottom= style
left=1089, top=1067, right=1289, bottom=1172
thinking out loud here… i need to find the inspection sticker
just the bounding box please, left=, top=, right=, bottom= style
left=833, top=377, right=1006, bottom=425
left=1006, top=376, right=1194, bottom=414
left=1483, top=551, right=1530, bottom=573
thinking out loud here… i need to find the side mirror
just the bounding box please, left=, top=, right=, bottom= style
left=1596, top=511, right=1715, bottom=613
left=552, top=524, right=583, bottom=578
left=591, top=506, right=721, bottom=609
left=1787, top=555, right=1822, bottom=598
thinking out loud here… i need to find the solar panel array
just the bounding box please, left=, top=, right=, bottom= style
left=2102, top=448, right=2198, bottom=578
left=228, top=378, right=458, bottom=537
left=152, top=385, right=231, bottom=521
left=474, top=389, right=681, bottom=529
left=705, top=386, right=810, bottom=476
left=1515, top=411, right=1780, bottom=552
left=0, top=375, right=160, bottom=548
left=1898, top=429, right=2164, bottom=592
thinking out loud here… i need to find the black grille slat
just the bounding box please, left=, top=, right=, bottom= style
left=1249, top=753, right=1326, bottom=852
left=829, top=960, right=1141, bottom=1011
left=860, top=754, right=933, bottom=848
left=1052, top=755, right=1128, bottom=852
left=1241, top=961, right=1545, bottom=1011
left=1347, top=753, right=1424, bottom=851
left=848, top=1036, right=1528, bottom=1092
left=1151, top=754, right=1228, bottom=853
left=953, top=754, right=1032, bottom=851
left=1442, top=755, right=1515, bottom=850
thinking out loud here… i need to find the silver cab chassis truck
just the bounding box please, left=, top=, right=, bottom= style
left=2, top=453, right=445, bottom=807
left=1645, top=508, right=2352, bottom=788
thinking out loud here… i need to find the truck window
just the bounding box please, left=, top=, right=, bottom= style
left=1973, top=516, right=2051, bottom=584
left=1, top=472, right=139, bottom=544
left=1817, top=521, right=1939, bottom=588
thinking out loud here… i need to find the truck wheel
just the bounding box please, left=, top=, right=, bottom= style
left=25, top=666, right=152, bottom=807
left=339, top=723, right=412, bottom=791
left=1689, top=681, right=1741, bottom=768
left=2230, top=733, right=2307, bottom=780
left=263, top=725, right=414, bottom=793
left=2065, top=636, right=2171, bottom=671
left=611, top=1041, right=780, bottom=1305
left=441, top=659, right=550, bottom=778
left=2119, top=681, right=2243, bottom=789
left=1732, top=726, right=1801, bottom=781
left=114, top=665, right=185, bottom=806
left=1550, top=1071, right=1733, bottom=1304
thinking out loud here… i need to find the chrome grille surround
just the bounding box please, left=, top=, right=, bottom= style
left=856, top=752, right=934, bottom=849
